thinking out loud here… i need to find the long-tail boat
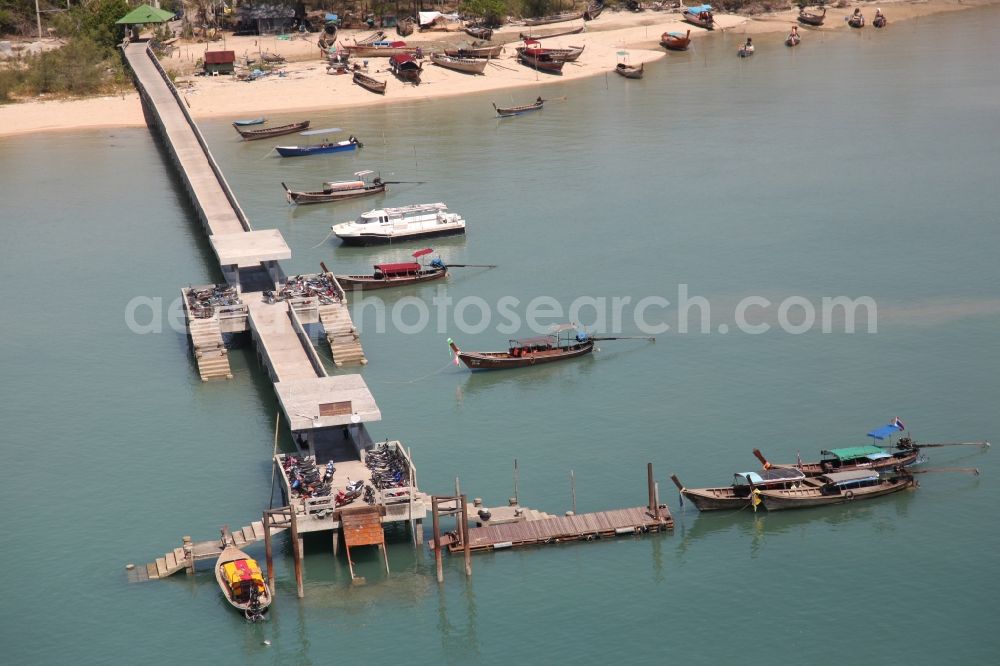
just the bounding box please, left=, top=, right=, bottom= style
left=797, top=8, right=826, bottom=26
left=448, top=325, right=652, bottom=370
left=517, top=50, right=565, bottom=74
left=215, top=543, right=272, bottom=621
left=670, top=468, right=807, bottom=511
left=753, top=445, right=920, bottom=477
left=683, top=5, right=715, bottom=30
left=757, top=469, right=915, bottom=511
left=389, top=53, right=423, bottom=84
left=445, top=42, right=504, bottom=58
left=519, top=25, right=586, bottom=40
left=517, top=40, right=585, bottom=62
left=343, top=41, right=420, bottom=58
left=233, top=120, right=310, bottom=141
left=275, top=129, right=362, bottom=158
left=523, top=11, right=585, bottom=26
left=356, top=30, right=386, bottom=45
left=353, top=71, right=387, bottom=94
left=493, top=97, right=544, bottom=117
left=232, top=116, right=265, bottom=126
left=282, top=171, right=386, bottom=205
left=430, top=52, right=489, bottom=75
left=336, top=249, right=448, bottom=290
left=661, top=30, right=691, bottom=51
left=615, top=62, right=643, bottom=79
left=584, top=2, right=605, bottom=21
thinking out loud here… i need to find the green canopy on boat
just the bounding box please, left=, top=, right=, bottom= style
left=116, top=4, right=176, bottom=25
left=821, top=445, right=886, bottom=461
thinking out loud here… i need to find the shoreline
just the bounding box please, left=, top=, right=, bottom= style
left=0, top=0, right=993, bottom=138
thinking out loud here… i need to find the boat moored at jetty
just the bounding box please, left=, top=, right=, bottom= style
left=331, top=203, right=466, bottom=245
left=753, top=444, right=921, bottom=477
left=757, top=469, right=915, bottom=510
left=215, top=543, right=271, bottom=621
left=670, top=468, right=808, bottom=511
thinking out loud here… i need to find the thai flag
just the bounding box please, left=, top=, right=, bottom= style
left=893, top=417, right=906, bottom=431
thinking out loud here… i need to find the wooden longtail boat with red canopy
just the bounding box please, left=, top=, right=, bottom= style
left=389, top=53, right=423, bottom=84
left=517, top=49, right=565, bottom=74
left=670, top=468, right=808, bottom=511
left=335, top=248, right=447, bottom=290
left=448, top=324, right=653, bottom=370
left=516, top=40, right=585, bottom=62
left=215, top=543, right=272, bottom=621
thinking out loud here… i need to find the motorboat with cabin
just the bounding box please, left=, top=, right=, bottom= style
left=331, top=203, right=466, bottom=245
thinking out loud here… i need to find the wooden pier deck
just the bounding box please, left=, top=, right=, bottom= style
left=447, top=506, right=673, bottom=553
left=128, top=509, right=292, bottom=583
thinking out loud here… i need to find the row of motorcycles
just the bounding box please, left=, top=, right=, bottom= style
left=264, top=274, right=341, bottom=306
left=364, top=443, right=410, bottom=501
left=187, top=284, right=240, bottom=318
left=282, top=455, right=375, bottom=507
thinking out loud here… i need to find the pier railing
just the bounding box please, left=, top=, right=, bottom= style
left=135, top=42, right=253, bottom=233
left=287, top=304, right=328, bottom=378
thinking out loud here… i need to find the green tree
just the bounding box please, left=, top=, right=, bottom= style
left=54, top=0, right=130, bottom=51
left=460, top=0, right=510, bottom=26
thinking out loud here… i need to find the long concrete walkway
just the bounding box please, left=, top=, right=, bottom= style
left=124, top=42, right=246, bottom=237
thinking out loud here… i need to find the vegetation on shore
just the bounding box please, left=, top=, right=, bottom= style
left=0, top=0, right=131, bottom=103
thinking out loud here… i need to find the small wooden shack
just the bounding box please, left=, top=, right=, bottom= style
left=204, top=50, right=236, bottom=75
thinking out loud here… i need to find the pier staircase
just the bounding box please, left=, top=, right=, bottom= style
left=187, top=316, right=233, bottom=381
left=318, top=302, right=367, bottom=367
left=129, top=509, right=292, bottom=582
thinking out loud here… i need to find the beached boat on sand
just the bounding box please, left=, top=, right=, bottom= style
left=353, top=71, right=387, bottom=94
left=517, top=50, right=565, bottom=74
left=584, top=2, right=605, bottom=21
left=445, top=42, right=504, bottom=58
left=233, top=120, right=309, bottom=141
left=661, top=30, right=691, bottom=51
left=517, top=40, right=585, bottom=62
left=524, top=11, right=585, bottom=26
left=282, top=171, right=385, bottom=205
left=389, top=53, right=423, bottom=84
left=232, top=117, right=265, bottom=126
left=331, top=203, right=466, bottom=246
left=757, top=469, right=915, bottom=511
left=465, top=26, right=493, bottom=40
left=430, top=52, right=489, bottom=75
left=670, top=468, right=808, bottom=511
left=615, top=62, right=643, bottom=79
left=798, top=8, right=826, bottom=26
left=683, top=5, right=715, bottom=30
left=215, top=544, right=271, bottom=621
left=493, top=97, right=544, bottom=117
left=343, top=41, right=420, bottom=58
left=519, top=25, right=586, bottom=41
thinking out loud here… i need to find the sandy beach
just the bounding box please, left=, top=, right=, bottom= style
left=0, top=0, right=993, bottom=137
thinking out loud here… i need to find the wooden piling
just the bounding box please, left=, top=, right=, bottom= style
left=182, top=536, right=194, bottom=575
left=263, top=514, right=275, bottom=596
left=290, top=510, right=304, bottom=598
left=460, top=494, right=472, bottom=577
left=647, top=463, right=655, bottom=514
left=431, top=496, right=443, bottom=583
left=654, top=481, right=661, bottom=520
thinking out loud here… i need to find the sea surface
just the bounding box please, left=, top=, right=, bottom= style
left=1, top=8, right=998, bottom=664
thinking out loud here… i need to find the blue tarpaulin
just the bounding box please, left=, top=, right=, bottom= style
left=684, top=4, right=713, bottom=14
left=868, top=424, right=902, bottom=440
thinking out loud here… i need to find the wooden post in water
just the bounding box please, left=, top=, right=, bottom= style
left=290, top=510, right=304, bottom=598
left=182, top=536, right=194, bottom=575
left=513, top=458, right=519, bottom=505
left=461, top=494, right=472, bottom=577
left=654, top=481, right=661, bottom=520
left=263, top=512, right=275, bottom=596
left=570, top=470, right=577, bottom=515
left=647, top=463, right=656, bottom=514
left=431, top=496, right=443, bottom=583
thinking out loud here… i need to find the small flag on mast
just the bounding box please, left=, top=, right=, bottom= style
left=893, top=416, right=906, bottom=431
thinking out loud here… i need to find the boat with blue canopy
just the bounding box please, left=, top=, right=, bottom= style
left=670, top=467, right=807, bottom=511
left=275, top=128, right=363, bottom=157
left=683, top=4, right=714, bottom=30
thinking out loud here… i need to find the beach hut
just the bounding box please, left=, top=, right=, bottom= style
left=204, top=50, right=236, bottom=75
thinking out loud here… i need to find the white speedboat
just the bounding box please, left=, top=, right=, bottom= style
left=331, top=203, right=466, bottom=245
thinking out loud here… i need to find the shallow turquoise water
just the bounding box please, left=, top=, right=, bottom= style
left=1, top=8, right=998, bottom=664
